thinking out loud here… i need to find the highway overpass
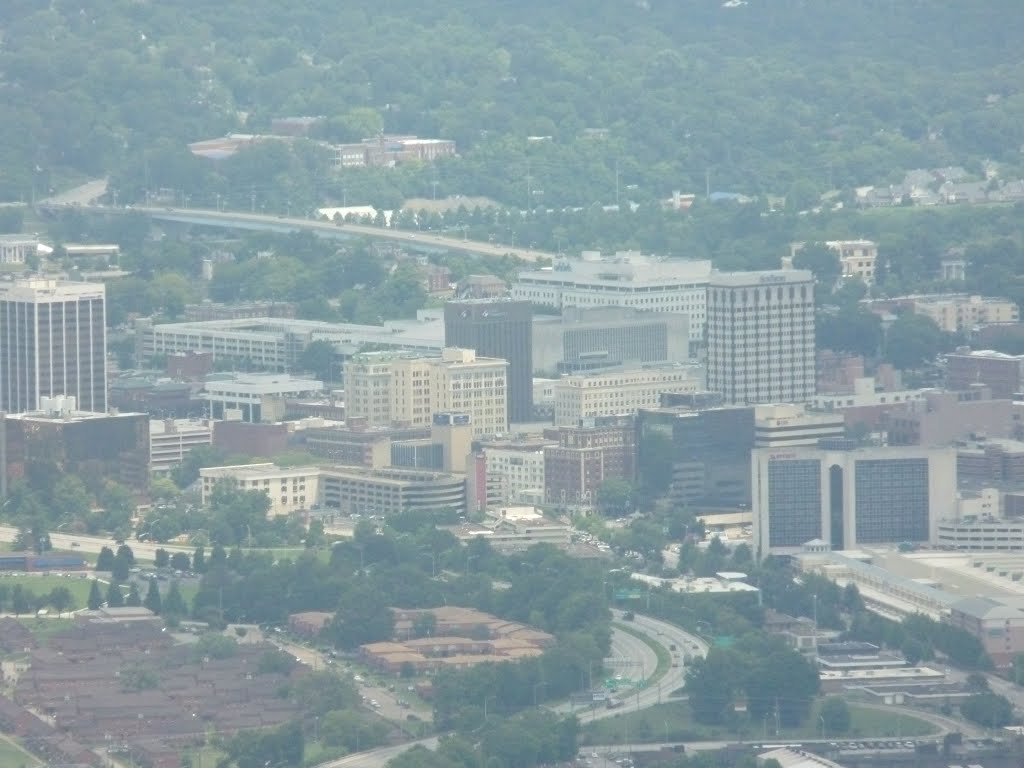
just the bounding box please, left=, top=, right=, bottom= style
left=51, top=202, right=556, bottom=263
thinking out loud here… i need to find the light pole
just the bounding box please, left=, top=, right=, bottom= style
left=819, top=715, right=826, bottom=741
left=466, top=553, right=478, bottom=576
left=483, top=694, right=496, bottom=724
left=533, top=681, right=547, bottom=707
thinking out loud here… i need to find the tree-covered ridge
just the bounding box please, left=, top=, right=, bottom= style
left=2, top=0, right=1023, bottom=204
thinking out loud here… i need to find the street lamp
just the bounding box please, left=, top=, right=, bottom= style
left=819, top=715, right=826, bottom=741
left=533, top=681, right=547, bottom=707
left=465, top=553, right=478, bottom=576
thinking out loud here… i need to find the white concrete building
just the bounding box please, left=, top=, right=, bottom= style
left=512, top=252, right=712, bottom=344
left=200, top=463, right=320, bottom=517
left=552, top=365, right=701, bottom=426
left=149, top=418, right=213, bottom=474
left=0, top=235, right=40, bottom=265
left=707, top=270, right=816, bottom=406
left=0, top=279, right=107, bottom=413
left=754, top=403, right=845, bottom=449
left=204, top=373, right=323, bottom=422
left=483, top=444, right=548, bottom=505
left=142, top=312, right=445, bottom=371
left=808, top=377, right=928, bottom=411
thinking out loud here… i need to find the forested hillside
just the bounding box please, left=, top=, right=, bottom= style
left=2, top=0, right=1023, bottom=207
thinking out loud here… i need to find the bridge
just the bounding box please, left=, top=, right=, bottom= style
left=51, top=202, right=556, bottom=263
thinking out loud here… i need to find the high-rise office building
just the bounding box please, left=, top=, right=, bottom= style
left=751, top=445, right=956, bottom=558
left=444, top=299, right=533, bottom=423
left=0, top=279, right=107, bottom=413
left=707, top=270, right=815, bottom=405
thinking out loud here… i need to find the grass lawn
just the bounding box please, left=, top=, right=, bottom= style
left=0, top=574, right=97, bottom=611
left=13, top=617, right=76, bottom=643
left=581, top=700, right=939, bottom=746
left=0, top=732, right=42, bottom=766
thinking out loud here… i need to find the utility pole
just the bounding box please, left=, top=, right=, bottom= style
left=250, top=186, right=255, bottom=213
left=705, top=168, right=711, bottom=200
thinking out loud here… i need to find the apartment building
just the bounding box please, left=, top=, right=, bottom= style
left=913, top=294, right=1019, bottom=333
left=512, top=253, right=712, bottom=344
left=543, top=416, right=636, bottom=510
left=552, top=365, right=701, bottom=426
left=200, top=463, right=320, bottom=517
left=790, top=240, right=878, bottom=285
left=479, top=438, right=553, bottom=506
left=345, top=348, right=508, bottom=436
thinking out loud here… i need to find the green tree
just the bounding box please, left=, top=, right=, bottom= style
left=154, top=548, right=170, bottom=569
left=171, top=445, right=226, bottom=489
left=960, top=692, right=1012, bottom=728
left=816, top=307, right=883, bottom=357
left=52, top=475, right=92, bottom=523
left=111, top=548, right=133, bottom=583
left=10, top=585, right=29, bottom=616
left=106, top=581, right=125, bottom=608
left=87, top=579, right=103, bottom=610
left=306, top=518, right=326, bottom=549
left=170, top=551, right=191, bottom=572
left=883, top=313, right=946, bottom=370
left=320, top=710, right=387, bottom=751
left=126, top=583, right=143, bottom=607
left=793, top=242, right=841, bottom=290
left=163, top=580, right=186, bottom=619
left=596, top=478, right=634, bottom=517
left=144, top=577, right=162, bottom=614
left=298, top=340, right=337, bottom=383
left=48, top=586, right=74, bottom=617
left=686, top=650, right=739, bottom=725
left=192, top=545, right=206, bottom=574
left=96, top=546, right=115, bottom=572
left=819, top=697, right=851, bottom=735
left=324, top=583, right=396, bottom=650
left=1012, top=653, right=1024, bottom=686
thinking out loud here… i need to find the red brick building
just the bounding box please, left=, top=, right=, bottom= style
left=543, top=416, right=636, bottom=509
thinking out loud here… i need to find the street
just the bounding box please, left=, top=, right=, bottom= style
left=0, top=525, right=192, bottom=561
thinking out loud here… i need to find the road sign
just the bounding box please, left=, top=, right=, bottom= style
left=614, top=589, right=643, bottom=600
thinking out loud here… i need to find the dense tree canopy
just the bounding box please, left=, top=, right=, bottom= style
left=2, top=2, right=1023, bottom=211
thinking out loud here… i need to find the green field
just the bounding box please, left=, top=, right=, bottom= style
left=0, top=733, right=41, bottom=766
left=581, top=700, right=938, bottom=746
left=0, top=574, right=97, bottom=612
